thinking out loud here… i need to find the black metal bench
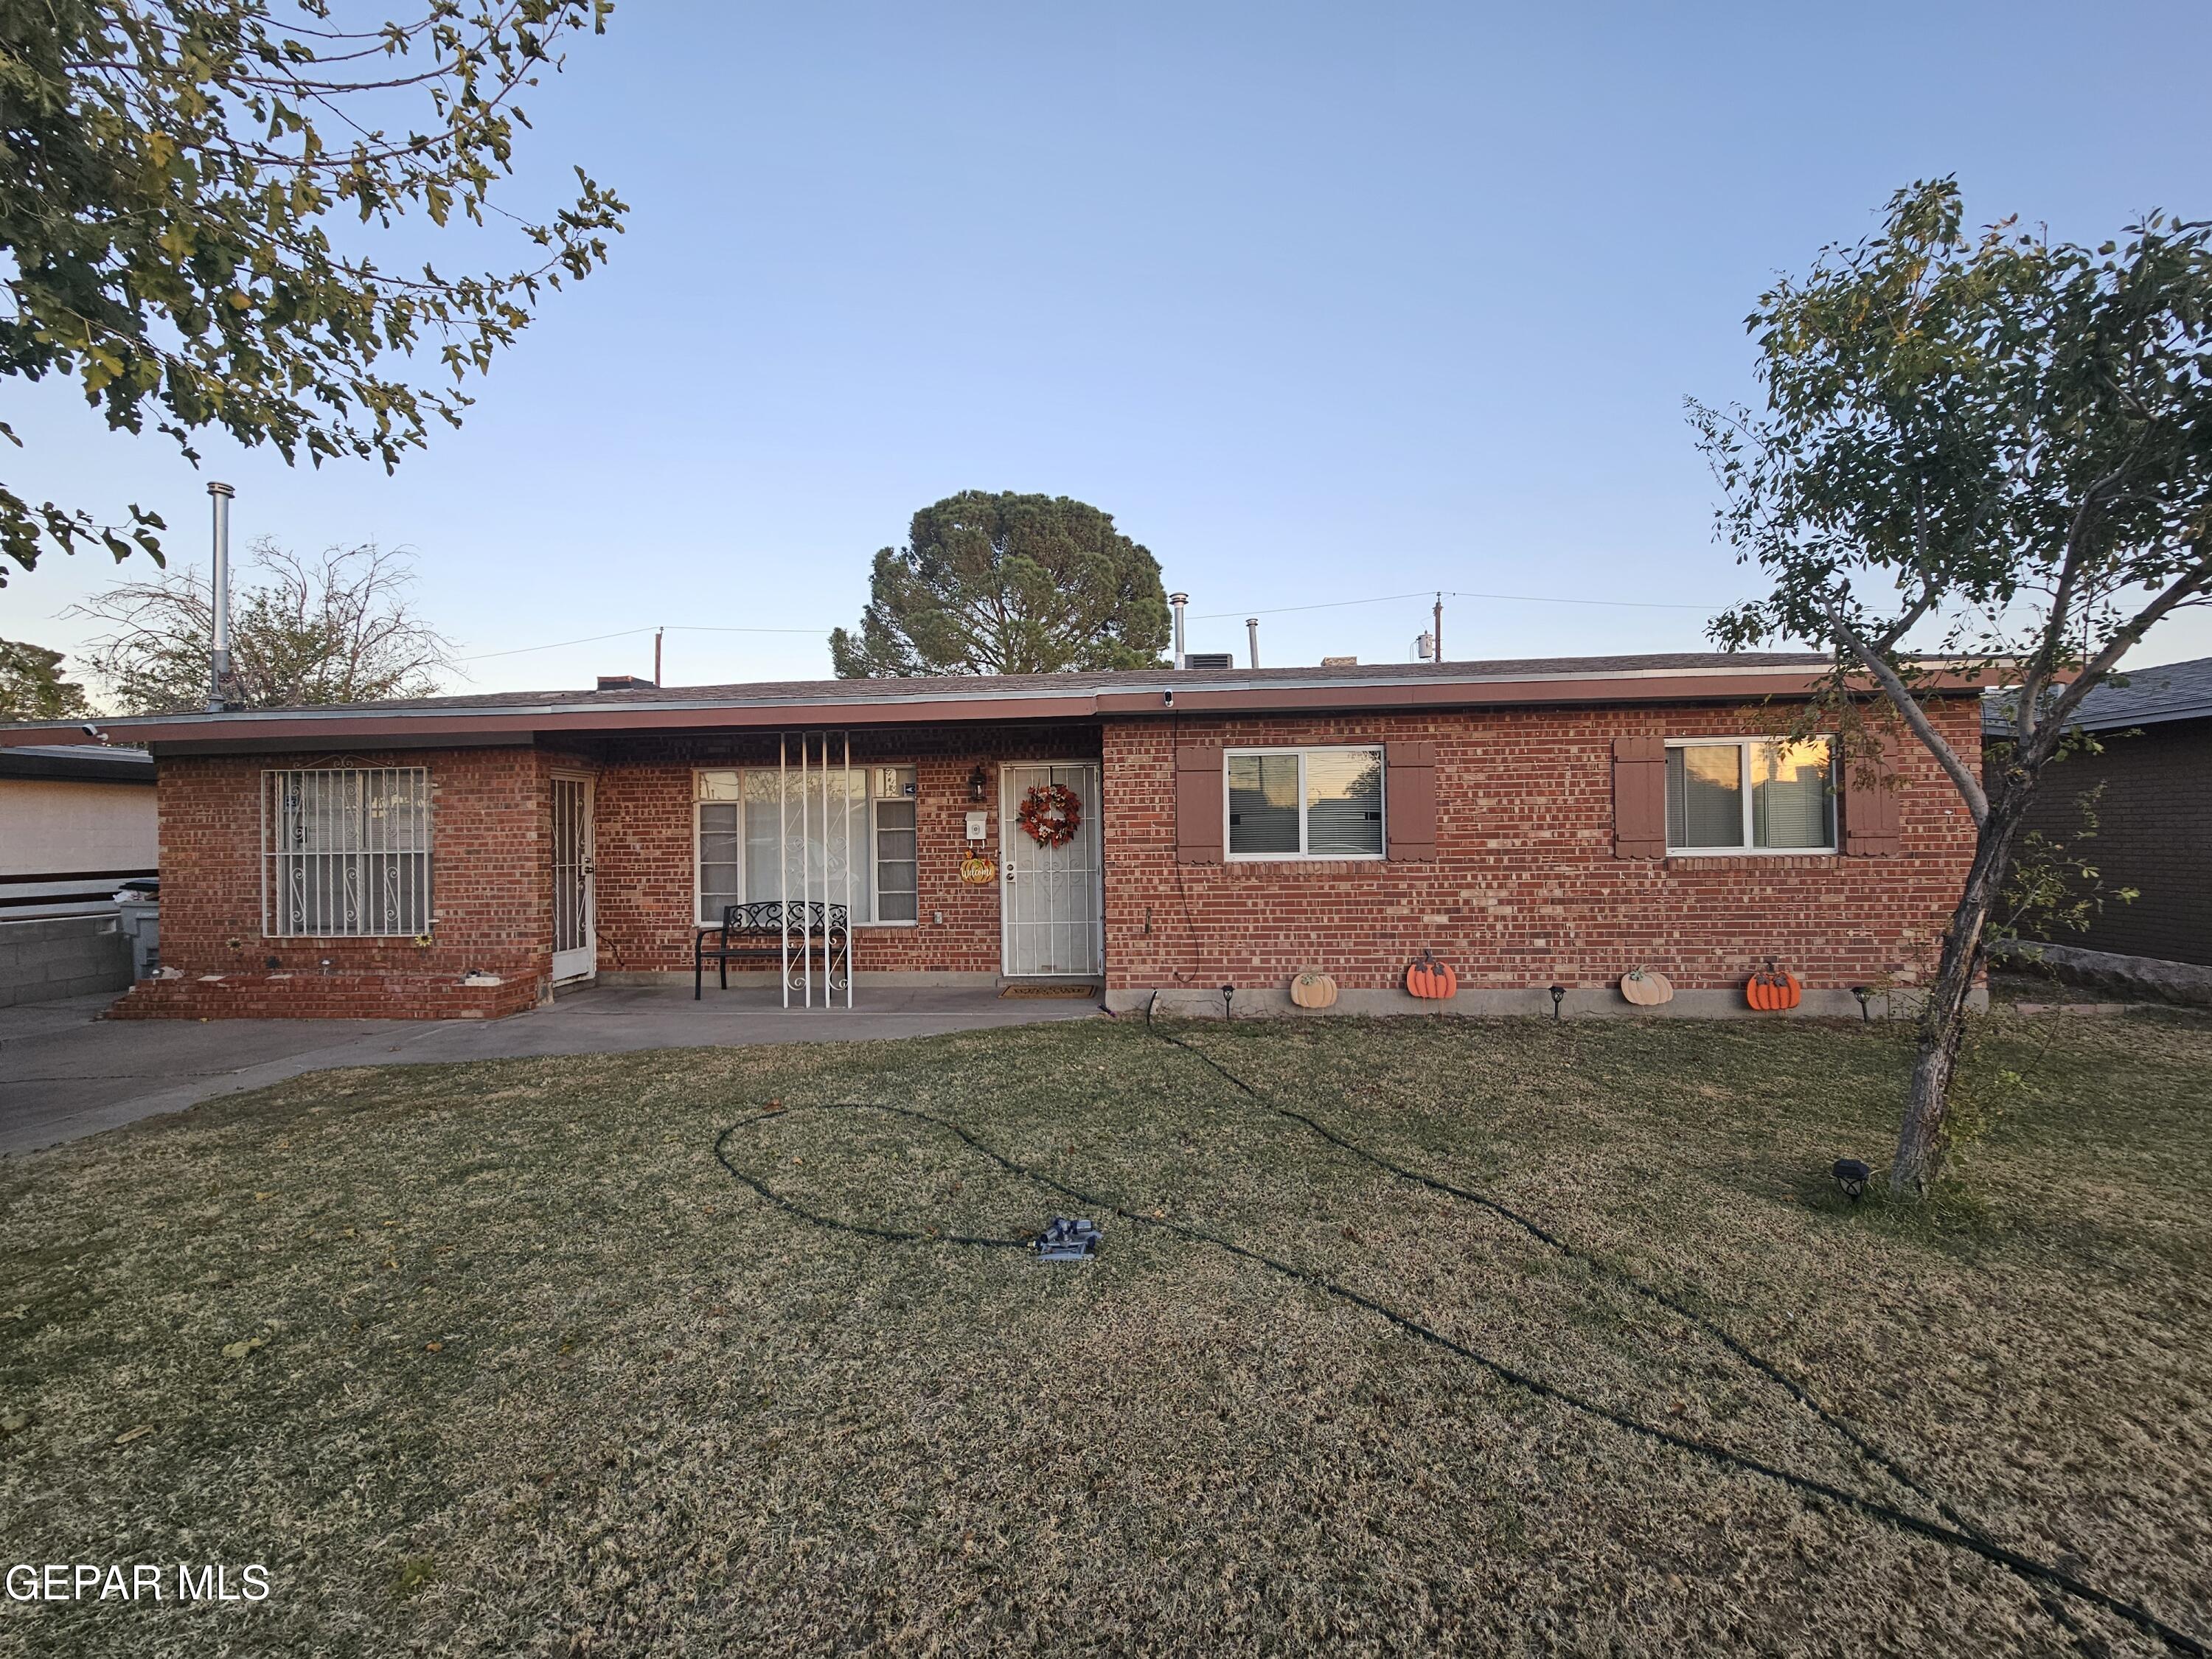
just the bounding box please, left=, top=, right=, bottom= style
left=694, top=900, right=850, bottom=998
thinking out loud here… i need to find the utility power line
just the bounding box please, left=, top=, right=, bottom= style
left=456, top=622, right=829, bottom=662
left=1192, top=587, right=1717, bottom=622
left=458, top=583, right=1721, bottom=666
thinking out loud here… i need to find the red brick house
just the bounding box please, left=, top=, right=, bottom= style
left=0, top=654, right=1985, bottom=1019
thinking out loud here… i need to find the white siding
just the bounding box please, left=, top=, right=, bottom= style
left=0, top=779, right=157, bottom=877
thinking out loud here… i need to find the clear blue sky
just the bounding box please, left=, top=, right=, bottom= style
left=8, top=1, right=2212, bottom=694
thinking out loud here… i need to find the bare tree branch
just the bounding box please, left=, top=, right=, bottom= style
left=66, top=538, right=456, bottom=712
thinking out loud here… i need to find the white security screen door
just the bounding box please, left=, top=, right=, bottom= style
left=1001, top=761, right=1103, bottom=977
left=551, top=773, right=596, bottom=982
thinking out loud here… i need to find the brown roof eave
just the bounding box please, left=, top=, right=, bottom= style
left=1093, top=669, right=1980, bottom=716
left=0, top=668, right=1992, bottom=754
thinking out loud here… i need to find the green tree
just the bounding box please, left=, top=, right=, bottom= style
left=70, top=537, right=455, bottom=710
left=1694, top=180, right=2212, bottom=1198
left=0, top=0, right=625, bottom=585
left=830, top=492, right=1171, bottom=677
left=0, top=638, right=92, bottom=720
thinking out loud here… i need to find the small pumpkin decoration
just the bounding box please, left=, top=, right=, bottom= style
left=1745, top=959, right=1804, bottom=1012
left=1290, top=970, right=1338, bottom=1009
left=1619, top=967, right=1674, bottom=1007
left=1405, top=949, right=1458, bottom=1000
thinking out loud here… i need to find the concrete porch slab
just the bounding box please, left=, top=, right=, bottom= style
left=0, top=982, right=1102, bottom=1157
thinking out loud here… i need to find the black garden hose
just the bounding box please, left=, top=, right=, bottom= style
left=1139, top=1000, right=2128, bottom=1646
left=711, top=1068, right=2207, bottom=1658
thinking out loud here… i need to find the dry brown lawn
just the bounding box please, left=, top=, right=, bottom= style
left=2, top=1010, right=2209, bottom=1656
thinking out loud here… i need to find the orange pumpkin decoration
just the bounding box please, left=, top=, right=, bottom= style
left=1405, top=949, right=1458, bottom=1000
left=1745, top=959, right=1804, bottom=1012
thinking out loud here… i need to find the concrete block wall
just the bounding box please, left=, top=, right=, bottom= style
left=0, top=913, right=133, bottom=1007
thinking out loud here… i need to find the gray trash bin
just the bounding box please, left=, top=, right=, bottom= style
left=115, top=894, right=160, bottom=981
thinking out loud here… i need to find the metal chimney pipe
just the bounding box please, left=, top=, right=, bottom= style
left=207, top=481, right=235, bottom=711
left=1246, top=617, right=1260, bottom=669
left=1169, top=591, right=1188, bottom=669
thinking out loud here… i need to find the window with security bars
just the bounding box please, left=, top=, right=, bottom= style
left=695, top=765, right=916, bottom=925
left=262, top=768, right=432, bottom=936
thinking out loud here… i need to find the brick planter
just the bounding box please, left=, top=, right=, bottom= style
left=107, top=970, right=539, bottom=1021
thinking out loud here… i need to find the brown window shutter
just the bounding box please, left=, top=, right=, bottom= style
left=1175, top=744, right=1223, bottom=863
left=1385, top=740, right=1437, bottom=860
left=1843, top=731, right=1904, bottom=857
left=1612, top=736, right=1666, bottom=858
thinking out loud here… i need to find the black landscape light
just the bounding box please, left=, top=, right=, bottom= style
left=966, top=764, right=989, bottom=803
left=1548, top=984, right=1566, bottom=1020
left=1832, top=1158, right=1872, bottom=1201
left=1851, top=986, right=1874, bottom=1023
left=1220, top=982, right=1237, bottom=1021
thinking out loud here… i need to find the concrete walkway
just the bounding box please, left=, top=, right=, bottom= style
left=0, top=984, right=1102, bottom=1157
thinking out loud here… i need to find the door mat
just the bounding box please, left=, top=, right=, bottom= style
left=1000, top=984, right=1101, bottom=999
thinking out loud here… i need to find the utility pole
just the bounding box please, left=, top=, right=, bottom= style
left=654, top=627, right=664, bottom=686
left=1433, top=593, right=1444, bottom=662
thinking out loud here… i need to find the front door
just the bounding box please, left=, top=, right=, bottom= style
left=1001, top=761, right=1103, bottom=977
left=551, top=773, right=597, bottom=983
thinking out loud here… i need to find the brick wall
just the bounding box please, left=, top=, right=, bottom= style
left=1101, top=700, right=1983, bottom=997
left=116, top=746, right=557, bottom=1018
left=110, top=970, right=537, bottom=1020
left=126, top=700, right=1986, bottom=1018
left=2003, top=715, right=2212, bottom=966
left=582, top=728, right=1097, bottom=976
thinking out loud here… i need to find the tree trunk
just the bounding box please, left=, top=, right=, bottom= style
left=1890, top=799, right=2032, bottom=1198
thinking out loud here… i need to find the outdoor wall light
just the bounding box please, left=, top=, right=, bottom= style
left=1162, top=689, right=1174, bottom=706
left=1548, top=984, right=1566, bottom=1020
left=1832, top=1158, right=1872, bottom=1201
left=1851, top=985, right=1874, bottom=1023
left=966, top=765, right=989, bottom=803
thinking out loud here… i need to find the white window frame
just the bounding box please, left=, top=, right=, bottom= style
left=869, top=793, right=919, bottom=925
left=1663, top=737, right=1837, bottom=857
left=690, top=766, right=919, bottom=927
left=1223, top=745, right=1387, bottom=862
left=260, top=766, right=433, bottom=938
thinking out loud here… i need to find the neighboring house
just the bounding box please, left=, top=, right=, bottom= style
left=0, top=744, right=157, bottom=917
left=1985, top=654, right=2212, bottom=967
left=0, top=654, right=1986, bottom=1018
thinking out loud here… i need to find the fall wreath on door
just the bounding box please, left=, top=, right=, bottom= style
left=1017, top=782, right=1082, bottom=848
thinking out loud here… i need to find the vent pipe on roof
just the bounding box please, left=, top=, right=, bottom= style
left=1169, top=591, right=1188, bottom=669
left=206, top=481, right=235, bottom=712
left=1246, top=617, right=1260, bottom=669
